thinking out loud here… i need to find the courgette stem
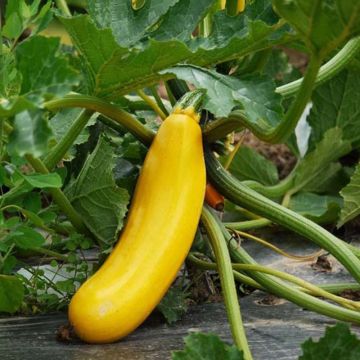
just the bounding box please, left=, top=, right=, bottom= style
left=201, top=206, right=253, bottom=359
left=205, top=209, right=360, bottom=324
left=205, top=34, right=360, bottom=141
left=32, top=247, right=68, bottom=261
left=55, top=0, right=72, bottom=16
left=205, top=147, right=360, bottom=284
left=224, top=218, right=272, bottom=230
left=24, top=154, right=88, bottom=235
left=231, top=229, right=323, bottom=262
left=149, top=86, right=169, bottom=117
left=277, top=36, right=360, bottom=98
left=240, top=171, right=295, bottom=198
left=188, top=253, right=360, bottom=310
left=204, top=56, right=322, bottom=144
left=44, top=109, right=93, bottom=170
left=44, top=94, right=155, bottom=145
left=136, top=89, right=167, bottom=120
left=188, top=253, right=360, bottom=295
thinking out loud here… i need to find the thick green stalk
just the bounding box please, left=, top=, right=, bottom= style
left=136, top=89, right=166, bottom=120
left=206, top=210, right=360, bottom=324
left=189, top=253, right=360, bottom=310
left=277, top=36, right=360, bottom=98
left=150, top=86, right=169, bottom=117
left=25, top=154, right=88, bottom=235
left=271, top=56, right=321, bottom=143
left=202, top=206, right=253, bottom=359
left=224, top=218, right=271, bottom=231
left=204, top=37, right=360, bottom=142
left=205, top=56, right=321, bottom=144
left=225, top=0, right=239, bottom=16
left=55, top=0, right=72, bottom=16
left=44, top=110, right=93, bottom=170
left=44, top=94, right=155, bottom=145
left=241, top=171, right=295, bottom=198
left=205, top=147, right=360, bottom=284
left=188, top=253, right=360, bottom=295
left=32, top=247, right=68, bottom=261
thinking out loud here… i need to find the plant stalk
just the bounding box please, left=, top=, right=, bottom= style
left=202, top=205, right=253, bottom=359
left=25, top=154, right=88, bottom=235
left=44, top=94, right=155, bottom=145
left=205, top=147, right=360, bottom=284
left=44, top=109, right=93, bottom=170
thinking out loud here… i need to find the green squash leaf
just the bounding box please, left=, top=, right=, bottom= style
left=163, top=65, right=284, bottom=121
left=292, top=128, right=351, bottom=193
left=308, top=69, right=360, bottom=150
left=7, top=110, right=53, bottom=158
left=68, top=136, right=130, bottom=244
left=273, top=0, right=360, bottom=57
left=172, top=333, right=244, bottom=360
left=338, top=162, right=360, bottom=227
left=158, top=287, right=189, bottom=325
left=0, top=275, right=24, bottom=314
left=299, top=323, right=360, bottom=359
left=87, top=0, right=179, bottom=47
left=227, top=146, right=279, bottom=186
left=60, top=12, right=291, bottom=97
left=289, top=192, right=342, bottom=224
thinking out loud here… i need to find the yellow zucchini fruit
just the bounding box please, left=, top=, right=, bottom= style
left=68, top=91, right=206, bottom=343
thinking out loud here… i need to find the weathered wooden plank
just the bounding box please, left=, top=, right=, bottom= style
left=1, top=232, right=360, bottom=359
left=1, top=292, right=360, bottom=360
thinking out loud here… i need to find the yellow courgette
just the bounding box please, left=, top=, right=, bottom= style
left=68, top=90, right=206, bottom=343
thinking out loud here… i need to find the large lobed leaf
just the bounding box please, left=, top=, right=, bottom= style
left=227, top=146, right=279, bottom=186
left=299, top=323, right=360, bottom=359
left=338, top=162, right=360, bottom=227
left=172, top=333, right=244, bottom=360
left=48, top=109, right=97, bottom=162
left=87, top=0, right=179, bottom=47
left=68, top=136, right=129, bottom=244
left=291, top=128, right=351, bottom=194
left=0, top=275, right=24, bottom=314
left=289, top=192, right=342, bottom=224
left=16, top=36, right=79, bottom=100
left=163, top=64, right=284, bottom=121
left=1, top=36, right=79, bottom=117
left=146, top=0, right=216, bottom=41
left=308, top=69, right=360, bottom=150
left=7, top=110, right=53, bottom=158
left=273, top=0, right=360, bottom=57
left=60, top=4, right=290, bottom=98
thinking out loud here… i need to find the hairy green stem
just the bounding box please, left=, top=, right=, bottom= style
left=225, top=0, right=239, bottom=16
left=188, top=253, right=360, bottom=295
left=44, top=110, right=93, bottom=170
left=66, top=0, right=86, bottom=9
left=44, top=94, right=155, bottom=145
left=55, top=0, right=72, bottom=16
left=277, top=36, right=360, bottom=98
left=164, top=82, right=177, bottom=107
left=189, top=253, right=360, bottom=310
left=205, top=147, right=360, bottom=284
left=241, top=171, right=296, bottom=198
left=25, top=154, right=88, bottom=235
left=206, top=210, right=360, bottom=324
left=205, top=56, right=321, bottom=143
left=150, top=86, right=169, bottom=117
left=202, top=206, right=253, bottom=359
left=32, top=247, right=68, bottom=261
left=136, top=89, right=166, bottom=120
left=224, top=218, right=272, bottom=231
left=204, top=37, right=360, bottom=142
